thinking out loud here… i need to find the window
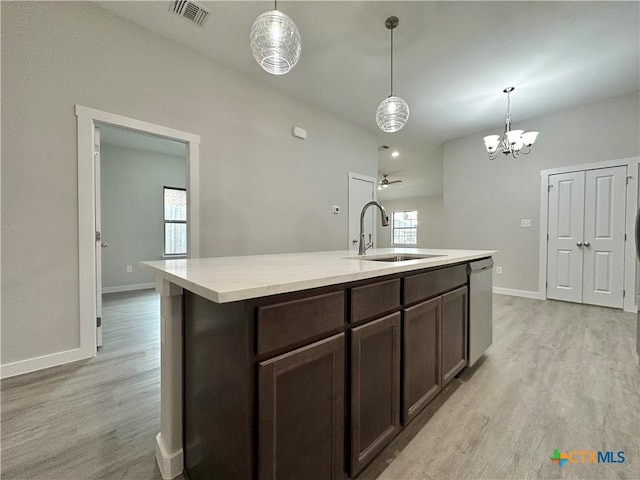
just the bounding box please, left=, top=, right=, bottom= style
left=164, top=187, right=187, bottom=256
left=392, top=210, right=418, bottom=245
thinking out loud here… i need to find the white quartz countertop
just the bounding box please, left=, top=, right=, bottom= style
left=141, top=248, right=496, bottom=304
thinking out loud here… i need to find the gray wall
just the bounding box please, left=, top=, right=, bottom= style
left=443, top=91, right=640, bottom=292
left=1, top=3, right=377, bottom=365
left=101, top=143, right=186, bottom=290
left=376, top=196, right=444, bottom=248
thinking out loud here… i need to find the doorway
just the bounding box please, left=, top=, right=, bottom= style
left=348, top=172, right=377, bottom=252
left=539, top=157, right=640, bottom=312
left=96, top=124, right=188, bottom=347
left=76, top=105, right=201, bottom=358
left=546, top=166, right=626, bottom=308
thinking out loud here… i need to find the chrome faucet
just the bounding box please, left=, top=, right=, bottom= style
left=359, top=201, right=390, bottom=255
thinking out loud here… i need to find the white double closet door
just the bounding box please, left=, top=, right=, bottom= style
left=547, top=166, right=627, bottom=308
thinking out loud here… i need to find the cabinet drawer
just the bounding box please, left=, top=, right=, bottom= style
left=257, top=291, right=345, bottom=356
left=351, top=278, right=401, bottom=324
left=403, top=265, right=466, bottom=305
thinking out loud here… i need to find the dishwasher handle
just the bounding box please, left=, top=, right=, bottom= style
left=468, top=258, right=494, bottom=274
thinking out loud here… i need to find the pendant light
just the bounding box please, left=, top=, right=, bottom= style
left=250, top=0, right=301, bottom=75
left=376, top=16, right=409, bottom=133
left=483, top=87, right=539, bottom=160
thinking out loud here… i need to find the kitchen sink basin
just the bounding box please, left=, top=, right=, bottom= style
left=354, top=254, right=446, bottom=262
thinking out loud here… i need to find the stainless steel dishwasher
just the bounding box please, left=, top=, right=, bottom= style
left=468, top=258, right=493, bottom=367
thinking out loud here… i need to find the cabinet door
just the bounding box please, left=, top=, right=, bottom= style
left=258, top=333, right=345, bottom=480
left=441, top=286, right=468, bottom=386
left=350, top=312, right=401, bottom=475
left=402, top=296, right=441, bottom=425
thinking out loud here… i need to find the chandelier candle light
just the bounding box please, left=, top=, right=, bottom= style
left=376, top=16, right=409, bottom=133
left=483, top=87, right=539, bottom=160
left=250, top=0, right=301, bottom=75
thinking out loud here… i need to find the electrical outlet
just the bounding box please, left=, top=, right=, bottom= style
left=521, top=219, right=532, bottom=228
left=332, top=205, right=340, bottom=214
left=126, top=265, right=133, bottom=273
left=496, top=266, right=503, bottom=275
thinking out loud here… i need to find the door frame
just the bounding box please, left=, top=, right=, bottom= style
left=76, top=105, right=201, bottom=358
left=348, top=172, right=378, bottom=251
left=539, top=156, right=640, bottom=312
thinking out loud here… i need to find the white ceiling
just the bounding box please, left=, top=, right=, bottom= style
left=96, top=1, right=639, bottom=199
left=99, top=123, right=187, bottom=157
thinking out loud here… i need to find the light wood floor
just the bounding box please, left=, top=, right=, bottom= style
left=1, top=293, right=638, bottom=480
left=380, top=296, right=640, bottom=480
left=1, top=289, right=177, bottom=480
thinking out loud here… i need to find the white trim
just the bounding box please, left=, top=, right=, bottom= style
left=155, top=433, right=183, bottom=480
left=156, top=279, right=184, bottom=479
left=348, top=171, right=378, bottom=184
left=186, top=141, right=200, bottom=258
left=540, top=157, right=640, bottom=176
left=538, top=174, right=549, bottom=300
left=623, top=164, right=639, bottom=313
left=75, top=105, right=200, bottom=143
left=493, top=287, right=544, bottom=300
left=76, top=105, right=201, bottom=360
left=102, top=283, right=156, bottom=294
left=538, top=156, right=640, bottom=310
left=1, top=348, right=90, bottom=379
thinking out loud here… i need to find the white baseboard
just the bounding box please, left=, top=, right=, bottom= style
left=493, top=287, right=544, bottom=300
left=102, top=283, right=155, bottom=294
left=493, top=287, right=638, bottom=311
left=1, top=347, right=94, bottom=379
left=155, top=433, right=183, bottom=479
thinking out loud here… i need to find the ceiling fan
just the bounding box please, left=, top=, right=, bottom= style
left=378, top=174, right=403, bottom=190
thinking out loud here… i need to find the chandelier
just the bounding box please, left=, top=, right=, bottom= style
left=376, top=16, right=409, bottom=133
left=250, top=1, right=301, bottom=75
left=483, top=87, right=539, bottom=160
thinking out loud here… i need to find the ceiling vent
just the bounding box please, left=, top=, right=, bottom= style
left=170, top=0, right=210, bottom=27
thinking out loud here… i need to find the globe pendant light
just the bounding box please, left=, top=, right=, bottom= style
left=250, top=0, right=301, bottom=75
left=376, top=16, right=409, bottom=133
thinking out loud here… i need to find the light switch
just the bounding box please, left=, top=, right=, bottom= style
left=521, top=219, right=532, bottom=228
left=496, top=267, right=503, bottom=275
left=332, top=205, right=340, bottom=214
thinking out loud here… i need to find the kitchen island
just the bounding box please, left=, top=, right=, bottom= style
left=142, top=248, right=496, bottom=480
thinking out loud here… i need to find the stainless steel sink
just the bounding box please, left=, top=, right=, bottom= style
left=355, top=254, right=446, bottom=262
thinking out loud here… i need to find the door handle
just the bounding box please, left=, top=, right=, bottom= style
left=576, top=241, right=583, bottom=247
left=583, top=241, right=591, bottom=247
left=101, top=242, right=108, bottom=248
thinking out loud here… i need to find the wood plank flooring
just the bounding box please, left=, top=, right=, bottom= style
left=379, top=295, right=640, bottom=480
left=1, top=292, right=638, bottom=479
left=1, top=290, right=180, bottom=480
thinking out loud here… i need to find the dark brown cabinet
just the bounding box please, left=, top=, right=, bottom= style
left=442, top=286, right=468, bottom=386
left=350, top=312, right=401, bottom=475
left=258, top=333, right=345, bottom=480
left=402, top=296, right=442, bottom=425
left=183, top=261, right=481, bottom=480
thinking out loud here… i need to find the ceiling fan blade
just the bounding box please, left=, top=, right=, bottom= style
left=388, top=180, right=403, bottom=184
